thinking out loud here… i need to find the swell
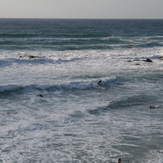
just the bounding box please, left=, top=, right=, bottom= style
left=0, top=77, right=117, bottom=97
left=0, top=33, right=36, bottom=38
left=136, top=42, right=163, bottom=48
left=0, top=33, right=111, bottom=39
left=0, top=37, right=125, bottom=51
left=87, top=94, right=158, bottom=115
left=1, top=40, right=162, bottom=51
left=0, top=57, right=54, bottom=67
left=0, top=56, right=83, bottom=67
left=1, top=19, right=163, bottom=46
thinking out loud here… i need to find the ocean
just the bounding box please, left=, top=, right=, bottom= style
left=0, top=19, right=163, bottom=163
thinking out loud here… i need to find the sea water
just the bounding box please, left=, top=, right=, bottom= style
left=0, top=19, right=163, bottom=163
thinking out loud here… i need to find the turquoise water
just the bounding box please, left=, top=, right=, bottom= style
left=0, top=19, right=163, bottom=163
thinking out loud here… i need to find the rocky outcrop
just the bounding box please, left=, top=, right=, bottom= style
left=143, top=58, right=153, bottom=62
left=156, top=56, right=163, bottom=60
left=19, top=55, right=39, bottom=59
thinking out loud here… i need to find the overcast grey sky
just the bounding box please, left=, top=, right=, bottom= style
left=1, top=0, right=163, bottom=19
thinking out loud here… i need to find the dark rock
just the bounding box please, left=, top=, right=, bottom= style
left=19, top=55, right=38, bottom=59
left=156, top=56, right=163, bottom=60
left=127, top=60, right=132, bottom=62
left=28, top=55, right=36, bottom=59
left=135, top=63, right=140, bottom=65
left=133, top=59, right=140, bottom=61
left=144, top=58, right=153, bottom=62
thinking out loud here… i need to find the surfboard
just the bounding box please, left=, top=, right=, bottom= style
left=99, top=86, right=107, bottom=90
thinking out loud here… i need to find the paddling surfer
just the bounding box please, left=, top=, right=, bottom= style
left=118, top=158, right=121, bottom=163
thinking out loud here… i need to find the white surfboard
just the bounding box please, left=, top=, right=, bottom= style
left=99, top=86, right=107, bottom=90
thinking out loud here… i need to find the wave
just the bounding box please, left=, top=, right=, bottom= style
left=0, top=33, right=36, bottom=38
left=0, top=77, right=117, bottom=96
left=0, top=34, right=162, bottom=51
left=0, top=36, right=126, bottom=51
left=148, top=36, right=163, bottom=41
left=0, top=19, right=163, bottom=52
left=0, top=32, right=111, bottom=39
left=0, top=43, right=113, bottom=51
left=0, top=57, right=54, bottom=67
left=87, top=94, right=158, bottom=115
left=0, top=55, right=84, bottom=68
left=137, top=42, right=162, bottom=48
left=1, top=42, right=162, bottom=51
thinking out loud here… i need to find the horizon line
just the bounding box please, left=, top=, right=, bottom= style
left=0, top=17, right=163, bottom=20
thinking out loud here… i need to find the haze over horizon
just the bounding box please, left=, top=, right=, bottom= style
left=1, top=0, right=163, bottom=19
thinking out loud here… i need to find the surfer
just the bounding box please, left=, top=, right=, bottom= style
left=97, top=80, right=107, bottom=90
left=149, top=105, right=158, bottom=109
left=97, top=80, right=102, bottom=87
left=36, top=94, right=43, bottom=97
left=149, top=106, right=154, bottom=109
left=118, top=158, right=121, bottom=163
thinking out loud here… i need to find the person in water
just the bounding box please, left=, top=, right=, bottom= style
left=98, top=80, right=102, bottom=87
left=118, top=158, right=121, bottom=163
left=36, top=94, right=43, bottom=97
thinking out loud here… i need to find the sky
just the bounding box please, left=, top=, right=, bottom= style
left=1, top=0, right=163, bottom=19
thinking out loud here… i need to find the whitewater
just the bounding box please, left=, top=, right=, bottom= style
left=0, top=19, right=163, bottom=163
